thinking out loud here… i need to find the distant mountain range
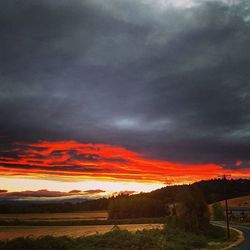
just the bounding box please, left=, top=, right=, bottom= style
left=0, top=197, right=90, bottom=205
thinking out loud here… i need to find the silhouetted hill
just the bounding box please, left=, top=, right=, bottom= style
left=193, top=178, right=250, bottom=203
left=137, top=178, right=250, bottom=204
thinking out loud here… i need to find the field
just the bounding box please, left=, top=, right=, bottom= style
left=0, top=210, right=164, bottom=240
left=0, top=211, right=108, bottom=222
left=209, top=195, right=250, bottom=211
left=0, top=225, right=236, bottom=250
left=0, top=210, right=237, bottom=249
left=0, top=224, right=163, bottom=240
left=222, top=195, right=250, bottom=207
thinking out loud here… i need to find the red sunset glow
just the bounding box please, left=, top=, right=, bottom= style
left=0, top=140, right=249, bottom=185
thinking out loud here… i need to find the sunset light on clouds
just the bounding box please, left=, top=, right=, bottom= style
left=0, top=140, right=222, bottom=183
left=0, top=0, right=250, bottom=199
left=0, top=140, right=250, bottom=198
left=0, top=140, right=224, bottom=182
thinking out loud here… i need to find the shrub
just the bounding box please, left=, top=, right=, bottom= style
left=177, top=186, right=210, bottom=233
left=204, top=224, right=227, bottom=241
left=162, top=222, right=207, bottom=250
left=212, top=202, right=225, bottom=221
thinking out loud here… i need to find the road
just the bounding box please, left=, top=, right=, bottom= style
left=212, top=221, right=250, bottom=250
left=232, top=225, right=250, bottom=250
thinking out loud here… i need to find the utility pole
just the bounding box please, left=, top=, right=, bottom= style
left=221, top=174, right=231, bottom=240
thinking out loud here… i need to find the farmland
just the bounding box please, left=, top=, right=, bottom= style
left=0, top=211, right=108, bottom=222
left=220, top=195, right=250, bottom=207
left=0, top=210, right=164, bottom=240
left=0, top=224, right=163, bottom=240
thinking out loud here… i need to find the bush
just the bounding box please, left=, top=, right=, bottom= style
left=161, top=222, right=207, bottom=250
left=177, top=186, right=210, bottom=233
left=212, top=202, right=225, bottom=221
left=204, top=224, right=227, bottom=241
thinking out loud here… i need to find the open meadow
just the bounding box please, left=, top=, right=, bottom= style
left=0, top=224, right=163, bottom=240
left=0, top=211, right=108, bottom=222
left=220, top=195, right=250, bottom=207
left=0, top=210, right=164, bottom=240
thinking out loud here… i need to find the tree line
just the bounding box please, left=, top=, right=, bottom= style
left=0, top=178, right=249, bottom=215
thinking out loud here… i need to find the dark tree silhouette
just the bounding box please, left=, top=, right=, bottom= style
left=177, top=186, right=210, bottom=233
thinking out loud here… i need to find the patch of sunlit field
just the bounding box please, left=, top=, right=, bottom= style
left=209, top=195, right=250, bottom=212
left=0, top=211, right=108, bottom=221
left=222, top=195, right=250, bottom=207
left=0, top=224, right=163, bottom=240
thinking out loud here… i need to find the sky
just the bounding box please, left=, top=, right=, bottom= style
left=0, top=0, right=250, bottom=200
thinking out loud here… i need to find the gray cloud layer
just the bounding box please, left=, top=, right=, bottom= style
left=0, top=0, right=250, bottom=169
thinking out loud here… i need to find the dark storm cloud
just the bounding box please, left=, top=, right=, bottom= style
left=0, top=162, right=125, bottom=174
left=1, top=0, right=250, bottom=169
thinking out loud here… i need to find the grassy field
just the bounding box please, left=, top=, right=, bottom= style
left=209, top=195, right=250, bottom=219
left=219, top=195, right=250, bottom=207
left=0, top=211, right=108, bottom=222
left=0, top=224, right=163, bottom=240
left=0, top=224, right=235, bottom=250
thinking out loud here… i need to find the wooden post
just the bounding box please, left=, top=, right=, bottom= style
left=225, top=193, right=230, bottom=239
left=223, top=174, right=230, bottom=239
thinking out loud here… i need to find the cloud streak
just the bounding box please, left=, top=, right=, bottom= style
left=0, top=141, right=249, bottom=184
left=0, top=188, right=107, bottom=200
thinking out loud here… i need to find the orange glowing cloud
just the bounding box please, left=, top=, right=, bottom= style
left=0, top=140, right=249, bottom=184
